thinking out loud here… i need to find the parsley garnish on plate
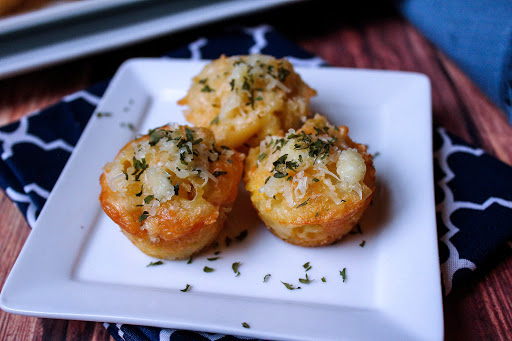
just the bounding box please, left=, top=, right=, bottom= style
left=299, top=273, right=313, bottom=284
left=232, top=262, right=241, bottom=276
left=180, top=284, right=191, bottom=292
left=360, top=240, right=366, bottom=247
left=96, top=112, right=112, bottom=118
left=281, top=281, right=301, bottom=290
left=203, top=266, right=214, bottom=273
left=263, top=274, right=271, bottom=282
left=235, top=230, right=248, bottom=242
left=340, top=268, right=347, bottom=282
left=207, top=257, right=220, bottom=261
left=242, top=322, right=250, bottom=329
left=321, top=277, right=326, bottom=282
left=146, top=261, right=163, bottom=267
left=303, top=262, right=312, bottom=271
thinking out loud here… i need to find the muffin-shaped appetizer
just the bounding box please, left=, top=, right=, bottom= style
left=244, top=115, right=375, bottom=246
left=178, top=54, right=317, bottom=149
left=100, top=124, right=244, bottom=259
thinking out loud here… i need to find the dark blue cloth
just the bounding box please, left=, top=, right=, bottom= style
left=396, top=0, right=512, bottom=122
left=1, top=25, right=512, bottom=340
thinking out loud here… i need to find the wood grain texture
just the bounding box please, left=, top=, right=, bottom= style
left=0, top=1, right=511, bottom=340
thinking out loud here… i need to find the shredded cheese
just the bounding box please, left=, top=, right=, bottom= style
left=104, top=126, right=231, bottom=219
left=257, top=118, right=368, bottom=207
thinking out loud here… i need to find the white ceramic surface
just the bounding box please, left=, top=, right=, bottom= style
left=0, top=59, right=443, bottom=341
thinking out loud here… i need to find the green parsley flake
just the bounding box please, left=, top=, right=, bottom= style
left=299, top=273, right=313, bottom=284
left=263, top=274, right=271, bottom=282
left=340, top=268, right=347, bottom=282
left=277, top=67, right=290, bottom=82
left=144, top=195, right=155, bottom=204
left=139, top=211, right=149, bottom=223
left=135, top=185, right=143, bottom=197
left=296, top=198, right=310, bottom=208
left=148, top=128, right=167, bottom=146
left=187, top=257, right=193, bottom=264
left=96, top=112, right=112, bottom=118
left=192, top=138, right=204, bottom=145
left=242, top=322, right=250, bottom=329
left=360, top=240, right=366, bottom=247
left=281, top=281, right=301, bottom=290
left=313, top=178, right=320, bottom=182
left=210, top=115, right=220, bottom=125
left=203, top=266, right=214, bottom=273
left=180, top=284, right=191, bottom=292
left=232, top=262, right=241, bottom=276
left=257, top=153, right=267, bottom=162
left=185, top=127, right=194, bottom=142
left=321, top=277, right=326, bottom=282
left=146, top=261, right=163, bottom=267
left=201, top=84, right=214, bottom=92
left=132, top=157, right=148, bottom=181
left=207, top=257, right=220, bottom=261
left=274, top=172, right=287, bottom=179
left=213, top=170, right=228, bottom=177
left=235, top=230, right=248, bottom=242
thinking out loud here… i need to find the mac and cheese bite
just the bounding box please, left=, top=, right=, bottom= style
left=244, top=115, right=375, bottom=246
left=178, top=54, right=317, bottom=149
left=100, top=124, right=244, bottom=259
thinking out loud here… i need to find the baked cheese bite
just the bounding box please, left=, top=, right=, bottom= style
left=178, top=54, right=317, bottom=149
left=100, top=124, right=244, bottom=259
left=244, top=115, right=375, bottom=246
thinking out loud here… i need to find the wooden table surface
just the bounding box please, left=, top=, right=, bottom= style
left=1, top=2, right=511, bottom=340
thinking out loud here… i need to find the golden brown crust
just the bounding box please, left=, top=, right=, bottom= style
left=244, top=115, right=375, bottom=247
left=178, top=54, right=317, bottom=149
left=99, top=125, right=244, bottom=259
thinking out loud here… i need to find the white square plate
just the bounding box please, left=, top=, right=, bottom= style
left=0, top=59, right=443, bottom=341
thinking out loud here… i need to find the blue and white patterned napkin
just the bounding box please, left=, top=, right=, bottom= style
left=1, top=25, right=511, bottom=341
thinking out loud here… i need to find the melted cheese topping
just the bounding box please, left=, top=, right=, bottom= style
left=257, top=118, right=367, bottom=208
left=217, top=55, right=292, bottom=122
left=104, top=125, right=232, bottom=218
left=179, top=54, right=317, bottom=148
